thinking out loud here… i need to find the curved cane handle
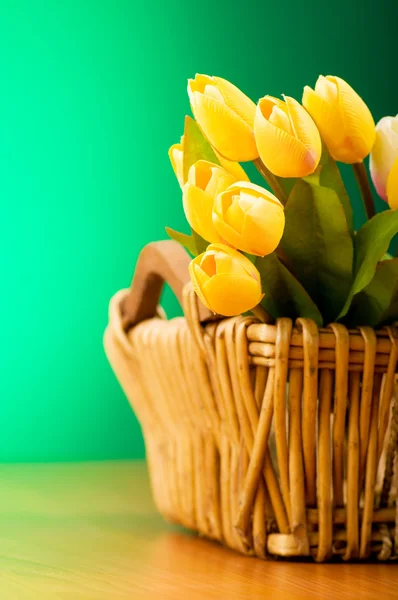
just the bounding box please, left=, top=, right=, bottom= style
left=120, top=240, right=213, bottom=330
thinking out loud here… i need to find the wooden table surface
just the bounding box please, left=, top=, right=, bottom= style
left=1, top=461, right=397, bottom=599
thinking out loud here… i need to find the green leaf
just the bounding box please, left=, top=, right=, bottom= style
left=348, top=260, right=398, bottom=327
left=165, top=227, right=197, bottom=256
left=338, top=209, right=398, bottom=319
left=182, top=116, right=220, bottom=183
left=255, top=253, right=323, bottom=326
left=165, top=227, right=210, bottom=257
left=345, top=258, right=398, bottom=327
left=318, top=147, right=354, bottom=236
left=276, top=176, right=296, bottom=198
left=280, top=174, right=353, bottom=324
left=191, top=229, right=209, bottom=255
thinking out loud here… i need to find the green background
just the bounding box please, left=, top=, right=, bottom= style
left=2, top=0, right=397, bottom=462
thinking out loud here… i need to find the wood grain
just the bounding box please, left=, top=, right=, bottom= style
left=0, top=461, right=397, bottom=599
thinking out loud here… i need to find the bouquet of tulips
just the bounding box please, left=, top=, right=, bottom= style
left=168, top=74, right=398, bottom=327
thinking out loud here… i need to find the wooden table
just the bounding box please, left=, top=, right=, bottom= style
left=1, top=461, right=397, bottom=599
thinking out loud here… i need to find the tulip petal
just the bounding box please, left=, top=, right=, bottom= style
left=316, top=76, right=338, bottom=102
left=333, top=76, right=375, bottom=162
left=188, top=74, right=215, bottom=104
left=189, top=261, right=212, bottom=309
left=192, top=92, right=258, bottom=162
left=225, top=181, right=282, bottom=207
left=255, top=105, right=318, bottom=177
left=215, top=151, right=249, bottom=181
left=302, top=85, right=347, bottom=160
left=257, top=96, right=284, bottom=119
left=203, top=273, right=263, bottom=316
left=243, top=199, right=285, bottom=256
left=206, top=168, right=237, bottom=198
left=168, top=142, right=184, bottom=186
left=189, top=160, right=212, bottom=189
left=200, top=252, right=217, bottom=276
left=269, top=104, right=293, bottom=134
left=284, top=95, right=322, bottom=164
left=387, top=156, right=398, bottom=210
left=207, top=243, right=260, bottom=280
left=183, top=183, right=222, bottom=243
left=204, top=84, right=224, bottom=103
left=214, top=252, right=246, bottom=275
left=213, top=206, right=246, bottom=251
left=225, top=199, right=245, bottom=233
left=188, top=160, right=237, bottom=197
left=213, top=76, right=257, bottom=127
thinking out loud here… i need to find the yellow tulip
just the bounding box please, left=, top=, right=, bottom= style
left=168, top=137, right=184, bottom=186
left=189, top=243, right=263, bottom=316
left=183, top=161, right=237, bottom=243
left=254, top=95, right=322, bottom=177
left=370, top=115, right=398, bottom=201
left=188, top=74, right=258, bottom=162
left=168, top=134, right=248, bottom=187
left=303, top=75, right=376, bottom=164
left=387, top=157, right=398, bottom=209
left=213, top=182, right=284, bottom=256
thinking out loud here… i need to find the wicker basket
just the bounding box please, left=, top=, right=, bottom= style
left=104, top=240, right=398, bottom=562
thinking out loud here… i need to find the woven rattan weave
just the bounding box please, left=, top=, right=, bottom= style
left=105, top=241, right=398, bottom=562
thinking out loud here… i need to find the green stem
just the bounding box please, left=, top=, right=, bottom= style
left=254, top=157, right=287, bottom=205
left=352, top=162, right=375, bottom=219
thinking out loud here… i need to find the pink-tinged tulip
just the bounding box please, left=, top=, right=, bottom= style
left=189, top=243, right=263, bottom=316
left=254, top=95, right=322, bottom=177
left=213, top=182, right=285, bottom=256
left=182, top=160, right=237, bottom=243
left=188, top=74, right=258, bottom=162
left=303, top=76, right=376, bottom=164
left=370, top=115, right=398, bottom=201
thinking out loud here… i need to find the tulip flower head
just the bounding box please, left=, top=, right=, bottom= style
left=370, top=115, right=398, bottom=202
left=189, top=244, right=263, bottom=316
left=188, top=74, right=258, bottom=162
left=303, top=76, right=376, bottom=164
left=213, top=182, right=285, bottom=256
left=182, top=161, right=237, bottom=243
left=254, top=95, right=322, bottom=178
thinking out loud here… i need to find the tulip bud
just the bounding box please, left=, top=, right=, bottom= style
left=303, top=76, right=376, bottom=164
left=168, top=134, right=248, bottom=187
left=189, top=243, right=263, bottom=316
left=213, top=182, right=284, bottom=256
left=183, top=161, right=237, bottom=243
left=387, top=157, right=398, bottom=210
left=369, top=115, right=398, bottom=201
left=254, top=95, right=321, bottom=178
left=188, top=74, right=258, bottom=162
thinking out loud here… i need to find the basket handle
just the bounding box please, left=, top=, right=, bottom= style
left=120, top=240, right=213, bottom=330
